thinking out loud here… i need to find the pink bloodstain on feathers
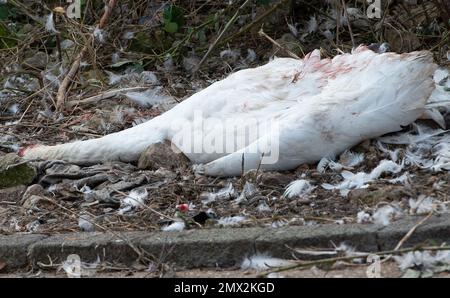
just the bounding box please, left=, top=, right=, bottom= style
left=18, top=144, right=39, bottom=157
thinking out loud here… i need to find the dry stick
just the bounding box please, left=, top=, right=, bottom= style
left=194, top=0, right=252, bottom=73
left=66, top=87, right=148, bottom=108
left=112, top=189, right=177, bottom=222
left=394, top=211, right=435, bottom=251
left=41, top=197, right=149, bottom=262
left=258, top=29, right=301, bottom=59
left=260, top=245, right=450, bottom=277
left=219, top=0, right=291, bottom=49
left=7, top=0, right=43, bottom=25
left=17, top=81, right=58, bottom=124
left=56, top=46, right=88, bottom=111
left=55, top=0, right=117, bottom=112
left=341, top=0, right=355, bottom=49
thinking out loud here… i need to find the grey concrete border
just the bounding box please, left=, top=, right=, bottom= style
left=1, top=214, right=450, bottom=271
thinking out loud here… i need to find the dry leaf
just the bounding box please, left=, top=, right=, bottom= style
left=0, top=260, right=6, bottom=271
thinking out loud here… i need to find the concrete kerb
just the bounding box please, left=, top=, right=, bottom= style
left=1, top=214, right=450, bottom=272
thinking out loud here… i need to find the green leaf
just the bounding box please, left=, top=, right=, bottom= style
left=164, top=21, right=178, bottom=34
left=163, top=5, right=184, bottom=33
left=0, top=23, right=16, bottom=48
left=197, top=28, right=207, bottom=43
left=0, top=4, right=9, bottom=20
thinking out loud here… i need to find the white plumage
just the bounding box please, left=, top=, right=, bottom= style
left=21, top=46, right=438, bottom=177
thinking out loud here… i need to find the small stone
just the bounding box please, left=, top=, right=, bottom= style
left=22, top=52, right=49, bottom=70
left=22, top=195, right=44, bottom=209
left=78, top=213, right=95, bottom=232
left=21, top=184, right=45, bottom=204
left=258, top=172, right=293, bottom=187
left=0, top=186, right=26, bottom=203
left=138, top=140, right=189, bottom=171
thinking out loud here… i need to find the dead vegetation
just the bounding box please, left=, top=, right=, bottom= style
left=0, top=0, right=450, bottom=277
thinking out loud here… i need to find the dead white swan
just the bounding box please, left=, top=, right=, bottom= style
left=21, top=46, right=439, bottom=177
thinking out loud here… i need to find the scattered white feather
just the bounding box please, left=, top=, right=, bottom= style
left=339, top=150, right=364, bottom=167
left=93, top=26, right=106, bottom=43
left=111, top=53, right=120, bottom=64
left=201, top=183, right=236, bottom=205
left=162, top=221, right=185, bottom=232
left=163, top=56, right=174, bottom=71
left=139, top=71, right=159, bottom=84
left=8, top=104, right=19, bottom=114
left=372, top=205, right=403, bottom=226
left=241, top=254, right=294, bottom=271
left=124, top=88, right=171, bottom=108
left=317, top=157, right=342, bottom=172
left=394, top=250, right=450, bottom=271
left=183, top=55, right=200, bottom=72
left=409, top=196, right=433, bottom=215
left=257, top=201, right=271, bottom=212
left=379, top=124, right=450, bottom=172
left=118, top=189, right=148, bottom=214
left=60, top=39, right=75, bottom=50
left=318, top=151, right=363, bottom=173
left=356, top=211, right=372, bottom=224
left=26, top=220, right=40, bottom=232
left=0, top=135, right=20, bottom=152
left=220, top=49, right=240, bottom=61
left=106, top=71, right=125, bottom=85
left=245, top=49, right=257, bottom=63
left=287, top=23, right=298, bottom=37
left=388, top=172, right=409, bottom=185
left=45, top=13, right=58, bottom=33
left=44, top=71, right=61, bottom=88
left=431, top=141, right=450, bottom=171
left=270, top=219, right=289, bottom=228
left=322, top=160, right=404, bottom=196
left=122, top=31, right=134, bottom=40
left=217, top=215, right=246, bottom=226
left=235, top=181, right=257, bottom=203
left=284, top=179, right=316, bottom=198
left=61, top=256, right=100, bottom=278
left=306, top=16, right=318, bottom=33
left=78, top=213, right=95, bottom=232
left=433, top=68, right=449, bottom=84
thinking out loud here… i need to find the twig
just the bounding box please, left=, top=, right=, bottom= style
left=394, top=211, right=434, bottom=251
left=218, top=0, right=291, bottom=48
left=258, top=29, right=301, bottom=59
left=260, top=245, right=450, bottom=277
left=341, top=0, right=355, bottom=49
left=112, top=188, right=177, bottom=222
left=55, top=0, right=117, bottom=112
left=41, top=196, right=150, bottom=262
left=66, top=87, right=148, bottom=108
left=194, top=0, right=252, bottom=73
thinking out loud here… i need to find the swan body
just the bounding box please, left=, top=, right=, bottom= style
left=22, top=46, right=438, bottom=176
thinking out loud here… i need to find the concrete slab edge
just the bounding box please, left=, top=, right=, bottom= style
left=1, top=214, right=450, bottom=272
